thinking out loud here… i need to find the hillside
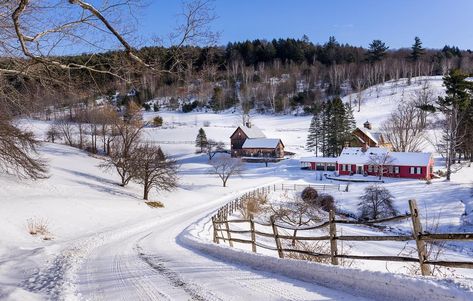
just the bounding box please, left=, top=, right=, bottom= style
left=2, top=76, right=473, bottom=300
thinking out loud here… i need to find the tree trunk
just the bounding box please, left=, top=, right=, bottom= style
left=143, top=183, right=149, bottom=200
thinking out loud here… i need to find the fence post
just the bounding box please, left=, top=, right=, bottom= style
left=329, top=210, right=339, bottom=265
left=270, top=215, right=284, bottom=258
left=225, top=219, right=233, bottom=247
left=409, top=199, right=431, bottom=276
left=212, top=217, right=219, bottom=244
left=249, top=214, right=257, bottom=253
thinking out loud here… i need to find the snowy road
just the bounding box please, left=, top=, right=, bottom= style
left=75, top=197, right=371, bottom=301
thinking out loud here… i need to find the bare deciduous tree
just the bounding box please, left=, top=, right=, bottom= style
left=381, top=101, right=427, bottom=152
left=358, top=185, right=397, bottom=220
left=209, top=156, right=242, bottom=187
left=133, top=143, right=178, bottom=200
left=271, top=192, right=324, bottom=246
left=0, top=0, right=216, bottom=180
left=0, top=118, right=47, bottom=179
left=368, top=153, right=394, bottom=180
left=46, top=123, right=61, bottom=143
left=100, top=103, right=144, bottom=186
left=206, top=139, right=225, bottom=160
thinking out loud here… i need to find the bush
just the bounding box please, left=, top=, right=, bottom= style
left=358, top=185, right=397, bottom=220
left=316, top=194, right=335, bottom=212
left=239, top=192, right=268, bottom=219
left=301, top=187, right=318, bottom=204
left=145, top=201, right=165, bottom=208
left=182, top=101, right=198, bottom=113
left=27, top=217, right=53, bottom=240
left=152, top=116, right=163, bottom=127
left=143, top=103, right=151, bottom=111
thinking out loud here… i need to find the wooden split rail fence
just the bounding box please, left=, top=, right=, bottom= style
left=211, top=185, right=473, bottom=276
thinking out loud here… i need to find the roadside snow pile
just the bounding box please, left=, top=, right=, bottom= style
left=180, top=212, right=473, bottom=301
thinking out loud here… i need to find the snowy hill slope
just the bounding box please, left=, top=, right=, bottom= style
left=2, top=76, right=472, bottom=300
left=342, top=76, right=445, bottom=129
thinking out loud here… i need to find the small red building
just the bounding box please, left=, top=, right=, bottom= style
left=301, top=147, right=434, bottom=180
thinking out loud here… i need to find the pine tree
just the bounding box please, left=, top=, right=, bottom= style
left=317, top=103, right=329, bottom=156
left=367, top=40, right=389, bottom=63
left=410, top=36, right=425, bottom=62
left=343, top=103, right=356, bottom=143
left=326, top=98, right=347, bottom=156
left=306, top=113, right=321, bottom=156
left=195, top=128, right=208, bottom=153
left=421, top=69, right=473, bottom=180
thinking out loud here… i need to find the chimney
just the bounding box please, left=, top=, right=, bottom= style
left=363, top=120, right=372, bottom=130
left=243, top=114, right=251, bottom=128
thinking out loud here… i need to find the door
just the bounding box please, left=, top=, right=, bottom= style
left=357, top=165, right=363, bottom=174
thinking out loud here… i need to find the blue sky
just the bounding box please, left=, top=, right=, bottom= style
left=139, top=0, right=473, bottom=49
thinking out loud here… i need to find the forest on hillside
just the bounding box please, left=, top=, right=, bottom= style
left=3, top=35, right=473, bottom=115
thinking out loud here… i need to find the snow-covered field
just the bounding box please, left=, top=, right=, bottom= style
left=1, top=76, right=472, bottom=300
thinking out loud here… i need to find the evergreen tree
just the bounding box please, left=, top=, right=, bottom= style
left=306, top=113, right=321, bottom=156
left=343, top=103, right=357, bottom=142
left=367, top=40, right=389, bottom=62
left=410, top=36, right=425, bottom=61
left=421, top=69, right=473, bottom=180
left=326, top=98, right=347, bottom=156
left=195, top=128, right=208, bottom=153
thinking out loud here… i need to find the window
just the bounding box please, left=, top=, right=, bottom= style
left=368, top=165, right=373, bottom=172
left=341, top=164, right=346, bottom=171
left=410, top=167, right=422, bottom=174
left=327, top=163, right=336, bottom=171
left=394, top=166, right=400, bottom=174
left=388, top=166, right=393, bottom=174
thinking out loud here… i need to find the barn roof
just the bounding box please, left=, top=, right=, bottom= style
left=230, top=126, right=266, bottom=139
left=356, top=127, right=381, bottom=144
left=242, top=138, right=282, bottom=149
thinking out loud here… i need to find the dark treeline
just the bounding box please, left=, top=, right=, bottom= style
left=6, top=36, right=473, bottom=115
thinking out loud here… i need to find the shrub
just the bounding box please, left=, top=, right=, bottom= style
left=182, top=101, right=198, bottom=113
left=27, top=218, right=53, bottom=240
left=301, top=187, right=318, bottom=204
left=143, top=103, right=151, bottom=111
left=239, top=192, right=268, bottom=219
left=358, top=185, right=397, bottom=220
left=316, top=194, right=335, bottom=212
left=152, top=116, right=163, bottom=127
left=145, top=201, right=165, bottom=208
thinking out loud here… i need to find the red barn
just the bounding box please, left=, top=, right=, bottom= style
left=300, top=147, right=434, bottom=180
left=336, top=147, right=434, bottom=180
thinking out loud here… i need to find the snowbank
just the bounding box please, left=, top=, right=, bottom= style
left=180, top=212, right=473, bottom=301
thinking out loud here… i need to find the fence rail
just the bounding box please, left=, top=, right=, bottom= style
left=211, top=185, right=473, bottom=276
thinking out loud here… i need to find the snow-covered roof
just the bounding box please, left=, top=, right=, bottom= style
left=300, top=157, right=338, bottom=163
left=242, top=138, right=281, bottom=149
left=238, top=126, right=266, bottom=139
left=337, top=147, right=432, bottom=166
left=356, top=127, right=380, bottom=144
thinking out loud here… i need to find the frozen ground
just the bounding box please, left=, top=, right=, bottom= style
left=1, top=76, right=472, bottom=300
